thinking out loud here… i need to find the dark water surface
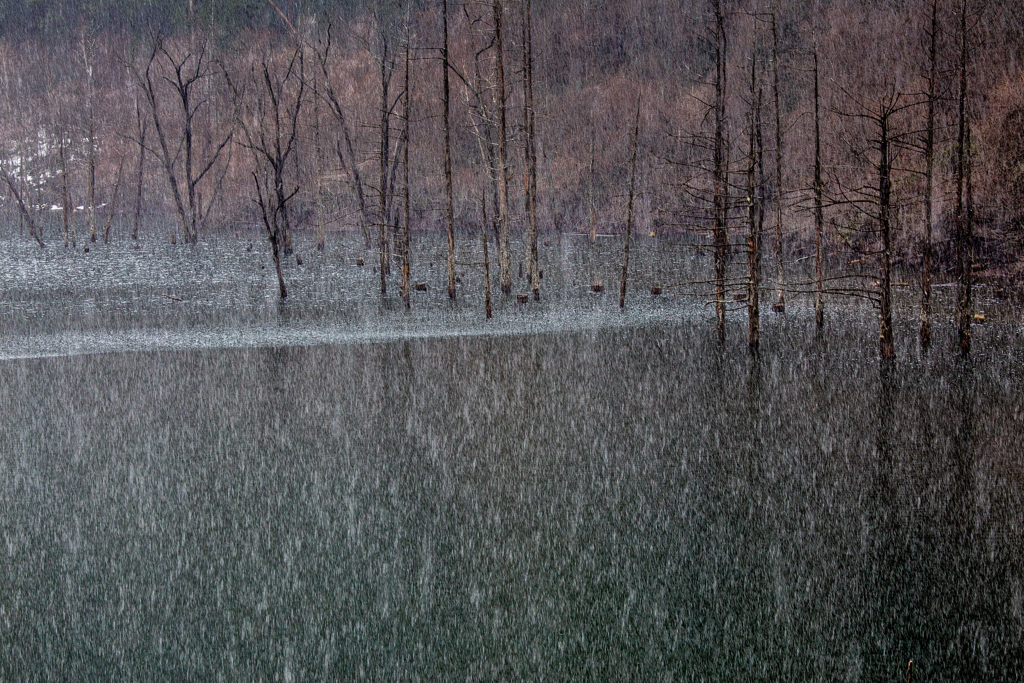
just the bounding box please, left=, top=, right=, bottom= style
left=1, top=234, right=1023, bottom=680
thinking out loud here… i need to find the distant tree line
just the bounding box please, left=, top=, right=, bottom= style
left=1, top=0, right=1021, bottom=356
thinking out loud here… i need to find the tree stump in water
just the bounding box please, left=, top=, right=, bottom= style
left=415, top=282, right=428, bottom=291
left=591, top=282, right=604, bottom=293
left=651, top=285, right=662, bottom=295
left=517, top=293, right=529, bottom=303
left=356, top=257, right=365, bottom=267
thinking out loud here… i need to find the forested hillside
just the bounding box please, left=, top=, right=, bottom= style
left=0, top=0, right=1021, bottom=275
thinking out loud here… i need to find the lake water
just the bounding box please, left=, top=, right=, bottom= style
left=1, top=232, right=1022, bottom=680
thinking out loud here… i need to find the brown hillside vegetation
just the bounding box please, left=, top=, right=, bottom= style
left=0, top=0, right=1021, bottom=271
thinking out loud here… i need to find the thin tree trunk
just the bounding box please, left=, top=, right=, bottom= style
left=494, top=0, right=512, bottom=294
left=402, top=35, right=412, bottom=308
left=313, top=65, right=326, bottom=252
left=1, top=165, right=44, bottom=247
left=84, top=37, right=97, bottom=243
left=771, top=12, right=785, bottom=313
left=444, top=0, right=457, bottom=299
left=920, top=0, right=938, bottom=346
left=589, top=131, right=597, bottom=243
left=813, top=46, right=824, bottom=328
left=712, top=0, right=728, bottom=342
left=879, top=110, right=895, bottom=360
left=379, top=36, right=391, bottom=295
left=620, top=95, right=641, bottom=309
left=482, top=186, right=492, bottom=319
left=133, top=92, right=146, bottom=241
left=523, top=0, right=539, bottom=299
left=747, top=51, right=761, bottom=349
left=955, top=0, right=972, bottom=356
left=102, top=157, right=125, bottom=244
left=61, top=139, right=74, bottom=249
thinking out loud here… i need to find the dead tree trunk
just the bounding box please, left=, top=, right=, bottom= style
left=401, top=35, right=412, bottom=308
left=482, top=186, right=492, bottom=319
left=920, top=0, right=938, bottom=346
left=1, top=165, right=45, bottom=247
left=747, top=51, right=762, bottom=348
left=954, top=0, right=972, bottom=356
left=523, top=0, right=540, bottom=299
left=712, top=0, right=728, bottom=342
left=102, top=158, right=124, bottom=244
left=60, top=138, right=75, bottom=248
left=878, top=108, right=895, bottom=360
left=316, top=25, right=374, bottom=249
left=813, top=46, right=825, bottom=328
left=313, top=62, right=326, bottom=252
left=771, top=12, right=785, bottom=313
left=133, top=89, right=147, bottom=241
left=444, top=0, right=457, bottom=299
left=620, top=96, right=641, bottom=309
left=379, top=34, right=392, bottom=295
left=494, top=0, right=512, bottom=294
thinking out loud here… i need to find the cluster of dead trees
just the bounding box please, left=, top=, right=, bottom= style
left=661, top=0, right=992, bottom=358
left=0, top=0, right=1017, bottom=357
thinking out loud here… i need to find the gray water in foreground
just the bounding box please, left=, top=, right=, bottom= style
left=1, top=232, right=1023, bottom=680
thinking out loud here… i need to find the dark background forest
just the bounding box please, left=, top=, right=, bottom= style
left=1, top=0, right=1023, bottom=274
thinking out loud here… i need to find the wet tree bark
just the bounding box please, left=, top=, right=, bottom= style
left=83, top=36, right=97, bottom=244
left=747, top=52, right=762, bottom=348
left=444, top=0, right=457, bottom=299
left=379, top=34, right=393, bottom=295
left=620, top=96, right=641, bottom=309
left=523, top=0, right=540, bottom=300
left=813, top=47, right=824, bottom=329
left=920, top=0, right=938, bottom=346
left=878, top=109, right=895, bottom=360
left=132, top=91, right=147, bottom=242
left=401, top=35, right=412, bottom=309
left=60, top=138, right=75, bottom=248
left=712, top=0, right=728, bottom=342
left=771, top=13, right=785, bottom=313
left=482, top=186, right=493, bottom=319
left=954, top=0, right=972, bottom=356
left=102, top=157, right=124, bottom=244
left=313, top=63, right=326, bottom=252
left=588, top=132, right=597, bottom=243
left=494, top=0, right=512, bottom=294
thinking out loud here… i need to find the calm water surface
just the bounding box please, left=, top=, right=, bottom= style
left=1, top=232, right=1022, bottom=680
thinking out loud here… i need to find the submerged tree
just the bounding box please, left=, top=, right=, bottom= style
left=136, top=35, right=233, bottom=244
left=953, top=0, right=973, bottom=356
left=230, top=49, right=305, bottom=299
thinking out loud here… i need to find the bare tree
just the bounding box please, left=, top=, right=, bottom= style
left=230, top=49, right=306, bottom=299
left=523, top=0, right=540, bottom=300
left=770, top=11, right=786, bottom=314
left=813, top=45, right=825, bottom=329
left=137, top=36, right=233, bottom=244
left=313, top=23, right=374, bottom=250
left=494, top=0, right=512, bottom=294
left=401, top=32, right=412, bottom=308
left=712, top=0, right=729, bottom=342
left=443, top=0, right=457, bottom=299
left=954, top=0, right=973, bottom=356
left=620, top=95, right=641, bottom=308
left=920, top=0, right=939, bottom=346
left=747, top=49, right=763, bottom=348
